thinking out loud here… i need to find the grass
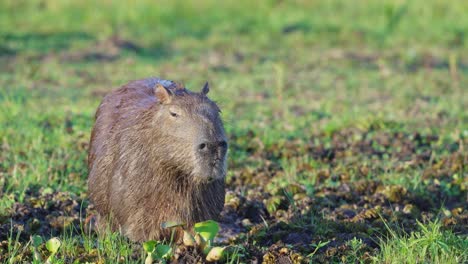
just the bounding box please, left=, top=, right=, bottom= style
left=377, top=220, right=467, bottom=264
left=0, top=0, right=467, bottom=263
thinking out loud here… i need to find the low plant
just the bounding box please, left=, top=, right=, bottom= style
left=376, top=220, right=467, bottom=264
left=143, top=220, right=227, bottom=263
left=44, top=237, right=61, bottom=264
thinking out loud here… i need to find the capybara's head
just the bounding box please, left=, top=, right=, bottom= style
left=152, top=82, right=228, bottom=183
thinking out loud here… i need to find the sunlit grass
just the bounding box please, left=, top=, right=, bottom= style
left=376, top=220, right=467, bottom=264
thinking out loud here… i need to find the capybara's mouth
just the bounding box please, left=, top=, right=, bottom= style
left=211, top=158, right=222, bottom=167
left=206, top=160, right=226, bottom=179
left=210, top=163, right=221, bottom=173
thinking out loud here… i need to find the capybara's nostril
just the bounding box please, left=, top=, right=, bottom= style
left=219, top=140, right=228, bottom=149
left=199, top=143, right=207, bottom=151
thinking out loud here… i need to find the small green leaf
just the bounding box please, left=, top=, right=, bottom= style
left=31, top=235, right=43, bottom=248
left=45, top=237, right=61, bottom=254
left=317, top=241, right=330, bottom=247
left=143, top=240, right=157, bottom=253
left=161, top=221, right=184, bottom=229
left=42, top=187, right=53, bottom=195
left=155, top=244, right=172, bottom=259
left=206, top=246, right=225, bottom=262
left=194, top=220, right=220, bottom=242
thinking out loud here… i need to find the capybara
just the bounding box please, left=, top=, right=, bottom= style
left=87, top=78, right=227, bottom=241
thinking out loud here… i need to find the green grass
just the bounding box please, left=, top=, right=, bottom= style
left=0, top=0, right=467, bottom=263
left=377, top=220, right=467, bottom=264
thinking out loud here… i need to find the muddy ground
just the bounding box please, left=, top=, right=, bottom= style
left=1, top=127, right=466, bottom=263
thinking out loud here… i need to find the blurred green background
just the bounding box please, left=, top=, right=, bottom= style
left=0, top=0, right=467, bottom=263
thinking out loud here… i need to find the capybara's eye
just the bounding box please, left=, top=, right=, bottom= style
left=170, top=111, right=179, bottom=117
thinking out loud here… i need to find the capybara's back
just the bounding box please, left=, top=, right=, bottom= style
left=88, top=78, right=227, bottom=241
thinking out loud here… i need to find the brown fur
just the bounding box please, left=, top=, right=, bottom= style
left=87, top=78, right=227, bottom=242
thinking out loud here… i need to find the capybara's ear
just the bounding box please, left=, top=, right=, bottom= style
left=174, top=82, right=185, bottom=91
left=201, top=82, right=209, bottom=95
left=154, top=84, right=172, bottom=104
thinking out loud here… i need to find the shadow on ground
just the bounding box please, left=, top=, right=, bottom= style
left=0, top=32, right=173, bottom=63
